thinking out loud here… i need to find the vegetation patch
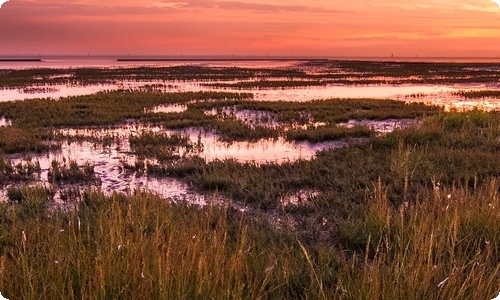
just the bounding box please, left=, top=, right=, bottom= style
left=48, top=158, right=101, bottom=186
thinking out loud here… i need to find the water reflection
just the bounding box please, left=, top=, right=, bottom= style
left=3, top=78, right=500, bottom=111
left=339, top=119, right=415, bottom=133
left=3, top=61, right=500, bottom=202
left=0, top=80, right=458, bottom=102
left=147, top=104, right=188, bottom=114
left=3, top=125, right=346, bottom=202
left=59, top=125, right=344, bottom=164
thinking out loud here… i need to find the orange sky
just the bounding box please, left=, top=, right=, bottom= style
left=0, top=0, right=499, bottom=57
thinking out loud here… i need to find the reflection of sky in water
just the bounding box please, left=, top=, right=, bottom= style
left=2, top=61, right=500, bottom=200
left=2, top=79, right=500, bottom=111
left=57, top=125, right=344, bottom=164
left=0, top=59, right=298, bottom=70
left=4, top=125, right=345, bottom=202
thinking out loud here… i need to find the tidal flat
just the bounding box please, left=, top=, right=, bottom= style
left=1, top=60, right=500, bottom=299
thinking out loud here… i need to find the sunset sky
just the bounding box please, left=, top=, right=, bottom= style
left=0, top=0, right=499, bottom=57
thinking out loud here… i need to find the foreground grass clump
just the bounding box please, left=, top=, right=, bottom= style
left=0, top=191, right=304, bottom=299
left=1, top=182, right=500, bottom=299
left=333, top=179, right=500, bottom=299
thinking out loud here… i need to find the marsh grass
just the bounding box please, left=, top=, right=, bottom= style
left=4, top=62, right=500, bottom=89
left=141, top=110, right=500, bottom=212
left=191, top=98, right=440, bottom=125
left=0, top=191, right=304, bottom=299
left=0, top=91, right=252, bottom=128
left=129, top=132, right=203, bottom=162
left=453, top=90, right=500, bottom=99
left=0, top=181, right=500, bottom=298
left=0, top=156, right=41, bottom=185
left=0, top=126, right=54, bottom=154
left=334, top=179, right=500, bottom=299
left=48, top=158, right=101, bottom=186
left=3, top=63, right=500, bottom=298
left=286, top=124, right=374, bottom=143
left=0, top=91, right=438, bottom=145
left=0, top=108, right=500, bottom=298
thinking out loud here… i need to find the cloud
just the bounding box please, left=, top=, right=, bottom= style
left=0, top=1, right=178, bottom=18
left=160, top=0, right=342, bottom=13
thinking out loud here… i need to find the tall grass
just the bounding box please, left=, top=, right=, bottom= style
left=0, top=190, right=302, bottom=299
left=1, top=180, right=500, bottom=299
left=335, top=178, right=500, bottom=299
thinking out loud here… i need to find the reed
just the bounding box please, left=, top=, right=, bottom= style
left=0, top=179, right=499, bottom=299
left=48, top=158, right=101, bottom=186
left=453, top=90, right=500, bottom=99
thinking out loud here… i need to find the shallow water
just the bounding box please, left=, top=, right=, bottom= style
left=0, top=58, right=299, bottom=70
left=2, top=77, right=499, bottom=111
left=2, top=61, right=500, bottom=202
left=59, top=125, right=344, bottom=164
left=3, top=125, right=346, bottom=202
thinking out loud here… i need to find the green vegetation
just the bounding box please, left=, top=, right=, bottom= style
left=190, top=98, right=439, bottom=124
left=0, top=126, right=54, bottom=154
left=0, top=91, right=252, bottom=127
left=0, top=156, right=41, bottom=185
left=453, top=89, right=500, bottom=99
left=286, top=124, right=374, bottom=142
left=129, top=132, right=203, bottom=162
left=143, top=110, right=500, bottom=212
left=0, top=66, right=304, bottom=88
left=48, top=158, right=101, bottom=186
left=3, top=61, right=500, bottom=88
left=0, top=91, right=438, bottom=144
left=0, top=179, right=499, bottom=298
left=2, top=62, right=500, bottom=298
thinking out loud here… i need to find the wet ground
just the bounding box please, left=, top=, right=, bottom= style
left=2, top=61, right=500, bottom=202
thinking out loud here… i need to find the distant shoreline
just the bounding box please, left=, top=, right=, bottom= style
left=116, top=58, right=322, bottom=62
left=0, top=59, right=42, bottom=62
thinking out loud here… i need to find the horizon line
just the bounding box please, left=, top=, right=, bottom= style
left=1, top=54, right=500, bottom=59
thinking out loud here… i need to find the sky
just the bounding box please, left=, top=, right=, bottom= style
left=0, top=0, right=499, bottom=57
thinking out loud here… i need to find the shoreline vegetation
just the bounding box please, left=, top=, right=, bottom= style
left=116, top=58, right=323, bottom=62
left=2, top=60, right=500, bottom=88
left=1, top=61, right=500, bottom=298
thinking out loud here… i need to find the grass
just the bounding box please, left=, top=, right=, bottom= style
left=1, top=110, right=500, bottom=297
left=0, top=190, right=301, bottom=299
left=3, top=61, right=500, bottom=88
left=286, top=124, right=374, bottom=143
left=3, top=62, right=500, bottom=298
left=0, top=179, right=500, bottom=299
left=0, top=126, right=54, bottom=154
left=129, top=132, right=202, bottom=162
left=0, top=91, right=437, bottom=145
left=453, top=90, right=500, bottom=99
left=333, top=178, right=500, bottom=299
left=140, top=110, right=500, bottom=212
left=0, top=91, right=252, bottom=128
left=0, top=155, right=41, bottom=186
left=48, top=158, right=101, bottom=186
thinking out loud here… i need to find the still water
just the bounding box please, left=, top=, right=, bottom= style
left=1, top=58, right=500, bottom=201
